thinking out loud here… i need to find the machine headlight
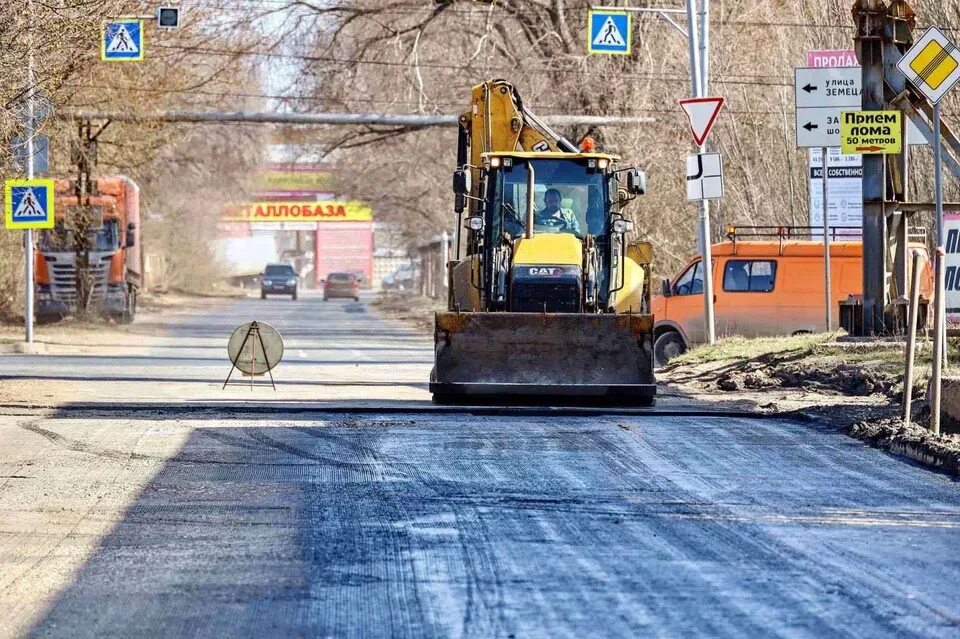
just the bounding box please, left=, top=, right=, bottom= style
left=612, top=219, right=634, bottom=234
left=489, top=157, right=501, bottom=168
left=466, top=216, right=484, bottom=231
left=287, top=278, right=297, bottom=285
left=597, top=158, right=609, bottom=170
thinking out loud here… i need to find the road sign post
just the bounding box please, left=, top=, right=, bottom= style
left=795, top=66, right=859, bottom=331
left=101, top=19, right=144, bottom=62
left=587, top=10, right=631, bottom=55
left=895, top=25, right=960, bottom=433
left=840, top=111, right=902, bottom=155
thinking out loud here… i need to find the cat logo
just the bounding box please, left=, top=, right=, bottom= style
left=528, top=267, right=563, bottom=276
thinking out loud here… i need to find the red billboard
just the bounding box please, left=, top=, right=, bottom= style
left=315, top=221, right=373, bottom=285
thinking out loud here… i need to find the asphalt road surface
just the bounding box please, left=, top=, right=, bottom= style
left=1, top=292, right=960, bottom=638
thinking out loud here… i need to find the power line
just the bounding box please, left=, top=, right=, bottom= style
left=152, top=43, right=793, bottom=86
left=62, top=82, right=802, bottom=115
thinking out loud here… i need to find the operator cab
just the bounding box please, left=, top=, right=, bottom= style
left=456, top=151, right=645, bottom=313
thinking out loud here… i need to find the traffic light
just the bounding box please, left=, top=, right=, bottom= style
left=157, top=7, right=180, bottom=29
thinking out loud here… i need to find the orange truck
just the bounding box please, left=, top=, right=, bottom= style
left=651, top=227, right=933, bottom=365
left=35, top=176, right=142, bottom=323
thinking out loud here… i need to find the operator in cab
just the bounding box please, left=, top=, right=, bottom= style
left=535, top=188, right=581, bottom=235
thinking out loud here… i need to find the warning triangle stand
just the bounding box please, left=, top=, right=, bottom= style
left=222, top=321, right=277, bottom=391
left=679, top=97, right=725, bottom=147
left=593, top=16, right=626, bottom=47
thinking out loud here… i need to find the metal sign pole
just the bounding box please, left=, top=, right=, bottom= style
left=934, top=102, right=947, bottom=365
left=822, top=147, right=832, bottom=331
left=685, top=0, right=715, bottom=344
left=24, top=0, right=35, bottom=345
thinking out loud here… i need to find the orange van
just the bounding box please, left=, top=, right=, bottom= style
left=651, top=229, right=933, bottom=365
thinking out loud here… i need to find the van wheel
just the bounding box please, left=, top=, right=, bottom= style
left=654, top=331, right=686, bottom=367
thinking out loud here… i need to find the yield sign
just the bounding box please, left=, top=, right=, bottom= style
left=679, top=97, right=725, bottom=146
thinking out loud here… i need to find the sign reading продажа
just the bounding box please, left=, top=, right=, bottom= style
left=840, top=111, right=902, bottom=154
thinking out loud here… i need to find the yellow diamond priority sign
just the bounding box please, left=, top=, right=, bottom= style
left=897, top=26, right=960, bottom=104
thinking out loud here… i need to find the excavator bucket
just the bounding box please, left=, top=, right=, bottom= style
left=430, top=312, right=656, bottom=405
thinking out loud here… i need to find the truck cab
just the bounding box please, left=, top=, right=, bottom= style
left=35, top=177, right=141, bottom=323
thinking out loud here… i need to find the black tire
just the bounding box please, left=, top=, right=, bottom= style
left=292, top=289, right=298, bottom=301
left=654, top=331, right=686, bottom=367
left=323, top=296, right=328, bottom=301
left=261, top=291, right=266, bottom=300
left=354, top=296, right=360, bottom=302
left=119, top=290, right=136, bottom=324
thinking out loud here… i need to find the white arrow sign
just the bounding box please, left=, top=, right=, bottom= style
left=679, top=97, right=725, bottom=147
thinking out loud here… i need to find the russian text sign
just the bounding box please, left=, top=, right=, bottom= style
left=840, top=111, right=902, bottom=154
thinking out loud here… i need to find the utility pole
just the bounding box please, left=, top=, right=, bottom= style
left=24, top=0, right=35, bottom=344
left=856, top=0, right=888, bottom=336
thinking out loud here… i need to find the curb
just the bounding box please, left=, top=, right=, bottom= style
left=0, top=342, right=48, bottom=355
left=0, top=400, right=782, bottom=420
left=849, top=420, right=960, bottom=476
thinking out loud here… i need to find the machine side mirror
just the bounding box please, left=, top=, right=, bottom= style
left=626, top=169, right=647, bottom=196
left=452, top=169, right=471, bottom=195
left=661, top=278, right=672, bottom=297
left=453, top=169, right=470, bottom=214
left=126, top=222, right=137, bottom=248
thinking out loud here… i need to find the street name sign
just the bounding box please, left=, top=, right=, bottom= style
left=795, top=67, right=860, bottom=148
left=4, top=179, right=54, bottom=230
left=897, top=26, right=960, bottom=104
left=679, top=97, right=724, bottom=147
left=101, top=20, right=144, bottom=62
left=587, top=10, right=631, bottom=55
left=840, top=111, right=902, bottom=154
left=686, top=153, right=723, bottom=201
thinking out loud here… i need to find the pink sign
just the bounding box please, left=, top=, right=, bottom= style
left=807, top=49, right=858, bottom=68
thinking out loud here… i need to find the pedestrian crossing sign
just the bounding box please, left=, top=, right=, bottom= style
left=896, top=26, right=960, bottom=104
left=101, top=19, right=144, bottom=62
left=588, top=10, right=631, bottom=56
left=5, top=179, right=54, bottom=230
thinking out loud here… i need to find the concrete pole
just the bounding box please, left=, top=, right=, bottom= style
left=822, top=148, right=832, bottom=332
left=24, top=0, right=35, bottom=344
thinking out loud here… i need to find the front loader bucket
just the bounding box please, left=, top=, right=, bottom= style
left=430, top=312, right=656, bottom=405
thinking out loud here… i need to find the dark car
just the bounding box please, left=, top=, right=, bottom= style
left=261, top=263, right=299, bottom=300
left=323, top=272, right=360, bottom=301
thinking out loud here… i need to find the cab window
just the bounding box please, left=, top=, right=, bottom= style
left=723, top=260, right=777, bottom=293
left=673, top=261, right=704, bottom=296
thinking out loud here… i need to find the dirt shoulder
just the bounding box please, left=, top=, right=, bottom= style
left=368, top=291, right=445, bottom=332
left=663, top=333, right=960, bottom=475
left=0, top=288, right=246, bottom=350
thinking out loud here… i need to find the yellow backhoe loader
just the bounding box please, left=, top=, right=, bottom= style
left=431, top=79, right=655, bottom=405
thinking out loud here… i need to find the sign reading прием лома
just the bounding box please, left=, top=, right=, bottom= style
left=587, top=10, right=631, bottom=55
left=4, top=179, right=55, bottom=230
left=840, top=111, right=903, bottom=154
left=101, top=20, right=144, bottom=62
